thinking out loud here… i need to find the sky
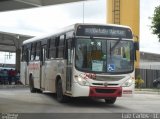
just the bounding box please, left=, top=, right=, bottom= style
left=0, top=0, right=106, bottom=36
left=0, top=0, right=159, bottom=64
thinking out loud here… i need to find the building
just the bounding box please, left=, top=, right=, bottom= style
left=138, top=51, right=160, bottom=88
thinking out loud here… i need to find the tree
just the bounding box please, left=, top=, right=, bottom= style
left=151, top=5, right=160, bottom=41
left=135, top=75, right=144, bottom=89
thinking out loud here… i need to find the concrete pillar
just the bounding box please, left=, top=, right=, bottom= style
left=16, top=48, right=21, bottom=71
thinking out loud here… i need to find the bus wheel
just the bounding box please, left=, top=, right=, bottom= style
left=104, top=97, right=117, bottom=104
left=56, top=79, right=68, bottom=103
left=29, top=75, right=36, bottom=93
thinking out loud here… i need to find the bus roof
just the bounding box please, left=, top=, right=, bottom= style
left=23, top=23, right=132, bottom=45
left=23, top=24, right=75, bottom=45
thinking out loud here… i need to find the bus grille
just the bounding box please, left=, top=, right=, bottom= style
left=92, top=83, right=119, bottom=86
left=94, top=76, right=125, bottom=81
left=95, top=89, right=116, bottom=93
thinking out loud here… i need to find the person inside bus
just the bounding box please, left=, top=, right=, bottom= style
left=76, top=45, right=84, bottom=68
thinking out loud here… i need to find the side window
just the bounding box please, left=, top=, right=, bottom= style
left=58, top=35, right=65, bottom=58
left=49, top=38, right=56, bottom=59
left=30, top=43, right=36, bottom=61
left=46, top=39, right=50, bottom=59
left=22, top=45, right=29, bottom=62
left=27, top=44, right=31, bottom=62
left=42, top=45, right=47, bottom=64
left=35, top=42, right=41, bottom=61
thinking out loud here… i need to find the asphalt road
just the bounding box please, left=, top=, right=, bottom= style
left=0, top=86, right=160, bottom=119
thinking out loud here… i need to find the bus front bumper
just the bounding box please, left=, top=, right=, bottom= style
left=72, top=83, right=122, bottom=98
left=89, top=86, right=122, bottom=98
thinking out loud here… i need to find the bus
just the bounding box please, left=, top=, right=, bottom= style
left=20, top=23, right=135, bottom=104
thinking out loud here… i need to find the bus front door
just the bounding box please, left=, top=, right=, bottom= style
left=66, top=39, right=73, bottom=92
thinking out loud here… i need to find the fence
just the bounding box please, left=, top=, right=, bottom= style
left=136, top=68, right=160, bottom=88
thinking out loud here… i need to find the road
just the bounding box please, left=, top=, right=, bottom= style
left=0, top=87, right=160, bottom=119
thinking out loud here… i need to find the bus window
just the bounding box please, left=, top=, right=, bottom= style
left=35, top=42, right=41, bottom=61
left=42, top=45, right=47, bottom=64
left=30, top=43, right=36, bottom=61
left=49, top=38, right=56, bottom=59
left=46, top=39, right=50, bottom=59
left=22, top=45, right=29, bottom=62
left=58, top=35, right=65, bottom=58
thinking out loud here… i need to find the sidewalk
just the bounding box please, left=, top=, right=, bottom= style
left=0, top=84, right=28, bottom=89
left=135, top=88, right=160, bottom=95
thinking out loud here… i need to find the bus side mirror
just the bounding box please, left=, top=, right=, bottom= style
left=134, top=42, right=139, bottom=61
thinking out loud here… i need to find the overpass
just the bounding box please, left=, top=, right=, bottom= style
left=0, top=0, right=87, bottom=71
left=0, top=0, right=86, bottom=11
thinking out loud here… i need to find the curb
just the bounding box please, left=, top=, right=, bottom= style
left=0, top=85, right=28, bottom=89
left=135, top=89, right=160, bottom=95
left=135, top=91, right=160, bottom=95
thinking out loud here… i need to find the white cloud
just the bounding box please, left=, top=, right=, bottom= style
left=0, top=0, right=106, bottom=36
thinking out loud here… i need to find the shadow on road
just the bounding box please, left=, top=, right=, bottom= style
left=43, top=93, right=124, bottom=109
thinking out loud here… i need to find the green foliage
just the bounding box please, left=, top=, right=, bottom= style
left=135, top=75, right=144, bottom=89
left=151, top=5, right=160, bottom=41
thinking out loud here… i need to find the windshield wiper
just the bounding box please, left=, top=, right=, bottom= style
left=111, top=38, right=122, bottom=52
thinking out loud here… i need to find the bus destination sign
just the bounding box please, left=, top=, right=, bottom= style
left=85, top=28, right=126, bottom=37
left=76, top=25, right=133, bottom=38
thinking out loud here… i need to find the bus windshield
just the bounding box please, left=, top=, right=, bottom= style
left=75, top=38, right=134, bottom=74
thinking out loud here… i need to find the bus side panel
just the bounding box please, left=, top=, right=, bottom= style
left=28, top=61, right=41, bottom=89
left=44, top=60, right=57, bottom=92
left=20, top=62, right=27, bottom=85
left=57, top=60, right=67, bottom=94
left=44, top=60, right=67, bottom=93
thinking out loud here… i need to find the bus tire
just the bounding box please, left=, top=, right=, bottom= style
left=56, top=79, right=68, bottom=103
left=104, top=97, right=117, bottom=104
left=29, top=74, right=36, bottom=93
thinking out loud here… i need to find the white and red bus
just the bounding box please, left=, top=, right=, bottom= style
left=20, top=23, right=135, bottom=104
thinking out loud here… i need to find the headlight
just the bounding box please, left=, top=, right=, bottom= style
left=75, top=76, right=90, bottom=86
left=122, top=78, right=133, bottom=87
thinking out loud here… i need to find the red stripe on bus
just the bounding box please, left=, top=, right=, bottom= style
left=89, top=86, right=122, bottom=98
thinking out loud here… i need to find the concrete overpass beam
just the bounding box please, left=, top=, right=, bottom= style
left=15, top=0, right=85, bottom=6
